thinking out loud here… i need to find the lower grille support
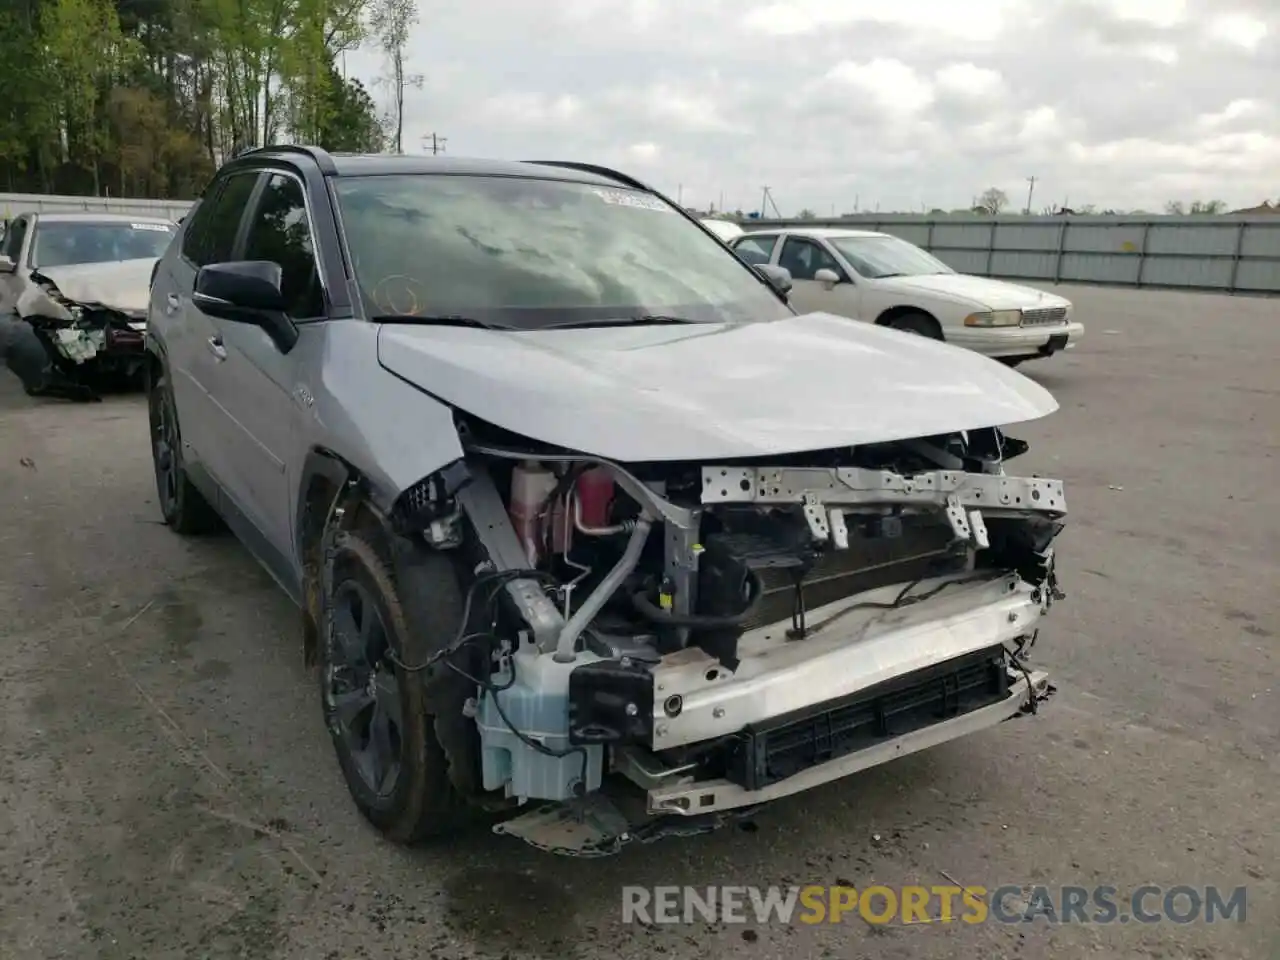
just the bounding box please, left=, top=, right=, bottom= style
left=724, top=645, right=1011, bottom=792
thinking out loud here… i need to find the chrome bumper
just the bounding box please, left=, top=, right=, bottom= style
left=952, top=321, right=1085, bottom=357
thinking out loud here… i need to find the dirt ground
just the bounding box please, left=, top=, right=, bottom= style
left=0, top=284, right=1277, bottom=960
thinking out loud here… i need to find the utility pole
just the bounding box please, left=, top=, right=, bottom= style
left=677, top=184, right=683, bottom=206
left=423, top=132, right=448, bottom=155
left=759, top=187, right=781, bottom=218
left=1025, top=176, right=1037, bottom=214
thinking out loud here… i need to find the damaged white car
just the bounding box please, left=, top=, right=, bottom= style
left=0, top=212, right=176, bottom=397
left=146, top=148, right=1066, bottom=856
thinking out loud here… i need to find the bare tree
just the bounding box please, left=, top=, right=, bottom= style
left=370, top=0, right=421, bottom=153
left=976, top=187, right=1009, bottom=215
left=796, top=207, right=816, bottom=219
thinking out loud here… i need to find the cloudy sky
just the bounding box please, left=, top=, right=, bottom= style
left=343, top=0, right=1278, bottom=216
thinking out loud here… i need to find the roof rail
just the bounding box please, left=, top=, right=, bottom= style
left=233, top=144, right=338, bottom=175
left=522, top=160, right=652, bottom=193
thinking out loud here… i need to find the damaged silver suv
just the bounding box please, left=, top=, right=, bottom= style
left=145, top=146, right=1067, bottom=855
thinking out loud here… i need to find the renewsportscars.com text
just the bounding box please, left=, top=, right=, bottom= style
left=621, top=884, right=1248, bottom=926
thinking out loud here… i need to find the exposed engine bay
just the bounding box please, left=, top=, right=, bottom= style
left=395, top=416, right=1066, bottom=855
left=13, top=260, right=152, bottom=397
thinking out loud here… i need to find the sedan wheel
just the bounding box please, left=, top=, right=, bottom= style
left=888, top=312, right=943, bottom=339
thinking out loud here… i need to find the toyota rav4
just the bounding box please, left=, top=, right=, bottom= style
left=145, top=146, right=1066, bottom=855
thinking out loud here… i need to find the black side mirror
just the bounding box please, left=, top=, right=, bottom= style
left=194, top=261, right=298, bottom=352
left=754, top=263, right=793, bottom=298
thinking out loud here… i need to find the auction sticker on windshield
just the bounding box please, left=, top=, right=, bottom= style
left=591, top=189, right=671, bottom=212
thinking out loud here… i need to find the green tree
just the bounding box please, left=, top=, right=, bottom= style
left=0, top=0, right=400, bottom=197
left=41, top=0, right=139, bottom=194
left=0, top=3, right=59, bottom=190
left=317, top=69, right=385, bottom=151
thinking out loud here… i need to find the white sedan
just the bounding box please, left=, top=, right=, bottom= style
left=730, top=227, right=1084, bottom=366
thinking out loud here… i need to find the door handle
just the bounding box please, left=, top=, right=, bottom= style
left=207, top=335, right=227, bottom=361
left=165, top=293, right=181, bottom=315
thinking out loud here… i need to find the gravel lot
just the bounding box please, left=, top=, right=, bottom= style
left=1, top=283, right=1277, bottom=960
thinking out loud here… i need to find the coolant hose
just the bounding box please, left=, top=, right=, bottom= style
left=630, top=569, right=765, bottom=628
left=553, top=515, right=654, bottom=662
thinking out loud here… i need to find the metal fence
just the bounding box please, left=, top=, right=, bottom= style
left=742, top=214, right=1280, bottom=296
left=1, top=191, right=193, bottom=222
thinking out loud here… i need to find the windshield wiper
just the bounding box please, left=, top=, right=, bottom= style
left=874, top=272, right=906, bottom=279
left=370, top=314, right=515, bottom=330
left=541, top=314, right=700, bottom=330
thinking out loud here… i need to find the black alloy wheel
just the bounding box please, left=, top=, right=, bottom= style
left=319, top=531, right=478, bottom=843
left=150, top=379, right=180, bottom=517
left=325, top=578, right=405, bottom=799
left=148, top=368, right=220, bottom=534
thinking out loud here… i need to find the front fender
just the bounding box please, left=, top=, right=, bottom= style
left=296, top=319, right=466, bottom=528
left=294, top=446, right=352, bottom=542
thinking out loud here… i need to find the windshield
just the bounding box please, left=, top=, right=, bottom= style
left=829, top=235, right=954, bottom=279
left=332, top=174, right=791, bottom=329
left=31, top=220, right=175, bottom=268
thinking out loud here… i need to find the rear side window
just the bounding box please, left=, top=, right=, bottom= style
left=182, top=172, right=260, bottom=267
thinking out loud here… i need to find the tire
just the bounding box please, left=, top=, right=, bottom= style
left=887, top=312, right=943, bottom=339
left=148, top=365, right=221, bottom=534
left=319, top=530, right=479, bottom=843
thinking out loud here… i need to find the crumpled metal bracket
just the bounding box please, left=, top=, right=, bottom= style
left=493, top=794, right=762, bottom=857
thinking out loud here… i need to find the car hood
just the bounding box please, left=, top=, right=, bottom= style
left=377, top=312, right=1058, bottom=462
left=876, top=273, right=1070, bottom=310
left=701, top=219, right=744, bottom=241
left=26, top=258, right=156, bottom=316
